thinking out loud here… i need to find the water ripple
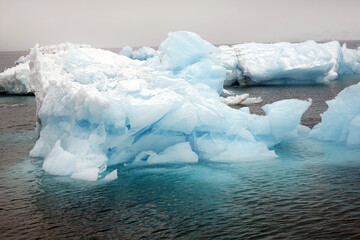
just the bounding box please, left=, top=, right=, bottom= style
left=1, top=118, right=360, bottom=239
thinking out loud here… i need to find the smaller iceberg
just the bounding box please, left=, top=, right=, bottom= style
left=233, top=41, right=360, bottom=85
left=0, top=63, right=31, bottom=94
left=0, top=43, right=89, bottom=95
left=310, top=81, right=360, bottom=146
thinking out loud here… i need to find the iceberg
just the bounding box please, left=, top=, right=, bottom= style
left=2, top=36, right=360, bottom=95
left=0, top=43, right=89, bottom=95
left=0, top=63, right=31, bottom=94
left=233, top=41, right=360, bottom=85
left=27, top=31, right=311, bottom=181
left=310, top=81, right=360, bottom=145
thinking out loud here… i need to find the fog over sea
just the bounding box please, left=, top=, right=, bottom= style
left=0, top=41, right=360, bottom=239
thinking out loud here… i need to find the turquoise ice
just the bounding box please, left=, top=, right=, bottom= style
left=27, top=31, right=311, bottom=181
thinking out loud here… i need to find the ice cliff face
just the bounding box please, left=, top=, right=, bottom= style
left=310, top=81, right=360, bottom=146
left=119, top=39, right=360, bottom=86
left=0, top=43, right=89, bottom=95
left=233, top=41, right=360, bottom=84
left=27, top=31, right=311, bottom=181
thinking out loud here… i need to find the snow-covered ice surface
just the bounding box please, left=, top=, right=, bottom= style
left=0, top=43, right=89, bottom=95
left=310, top=81, right=360, bottom=146
left=4, top=35, right=360, bottom=95
left=233, top=41, right=360, bottom=84
left=0, top=63, right=31, bottom=94
left=27, top=31, right=311, bottom=181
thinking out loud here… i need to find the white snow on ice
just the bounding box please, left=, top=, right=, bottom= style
left=3, top=35, right=360, bottom=95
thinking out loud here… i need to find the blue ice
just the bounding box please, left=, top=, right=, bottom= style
left=310, top=81, right=360, bottom=145
left=2, top=34, right=360, bottom=95
left=27, top=31, right=311, bottom=181
left=233, top=41, right=360, bottom=85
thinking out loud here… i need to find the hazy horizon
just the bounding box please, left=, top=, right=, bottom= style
left=1, top=0, right=360, bottom=51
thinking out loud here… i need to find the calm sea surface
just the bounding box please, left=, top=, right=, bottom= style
left=0, top=44, right=360, bottom=239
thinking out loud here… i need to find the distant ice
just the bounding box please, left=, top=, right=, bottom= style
left=233, top=41, right=360, bottom=85
left=0, top=63, right=31, bottom=94
left=2, top=36, right=360, bottom=95
left=119, top=46, right=157, bottom=60
left=241, top=97, right=263, bottom=105
left=220, top=93, right=249, bottom=105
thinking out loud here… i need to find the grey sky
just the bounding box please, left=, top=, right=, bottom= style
left=1, top=0, right=360, bottom=51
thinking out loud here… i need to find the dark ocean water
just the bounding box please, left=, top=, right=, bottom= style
left=1, top=44, right=360, bottom=239
left=229, top=75, right=360, bottom=128
left=1, top=133, right=360, bottom=239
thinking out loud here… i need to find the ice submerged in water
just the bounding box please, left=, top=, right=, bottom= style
left=28, top=31, right=311, bottom=181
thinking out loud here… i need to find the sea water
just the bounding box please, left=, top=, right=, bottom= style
left=1, top=132, right=359, bottom=239
left=1, top=50, right=360, bottom=239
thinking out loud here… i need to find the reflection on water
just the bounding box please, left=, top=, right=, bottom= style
left=1, top=132, right=360, bottom=239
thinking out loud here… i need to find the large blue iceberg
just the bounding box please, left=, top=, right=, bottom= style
left=27, top=31, right=312, bottom=181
